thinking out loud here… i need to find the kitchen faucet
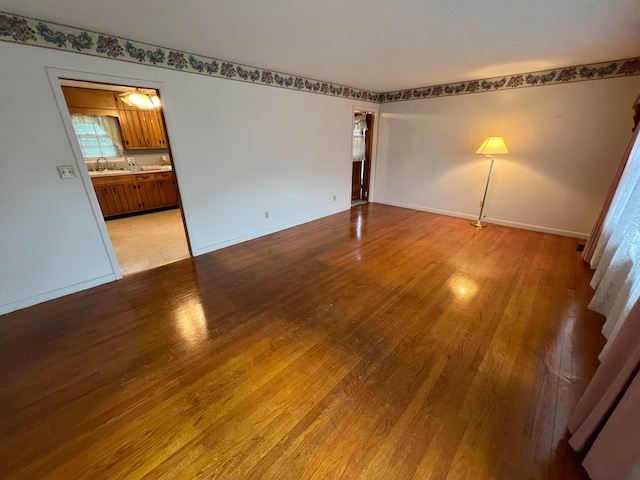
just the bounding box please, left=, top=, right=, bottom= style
left=95, top=156, right=106, bottom=171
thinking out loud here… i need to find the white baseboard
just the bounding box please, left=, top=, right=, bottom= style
left=0, top=273, right=118, bottom=316
left=378, top=201, right=589, bottom=239
left=195, top=206, right=350, bottom=255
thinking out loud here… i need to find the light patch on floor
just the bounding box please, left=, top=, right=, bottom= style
left=105, top=208, right=189, bottom=275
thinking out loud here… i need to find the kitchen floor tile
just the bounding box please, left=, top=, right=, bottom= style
left=105, top=208, right=189, bottom=275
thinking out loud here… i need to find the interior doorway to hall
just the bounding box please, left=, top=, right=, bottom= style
left=351, top=110, right=374, bottom=207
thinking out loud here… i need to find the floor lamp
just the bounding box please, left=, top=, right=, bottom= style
left=471, top=136, right=509, bottom=228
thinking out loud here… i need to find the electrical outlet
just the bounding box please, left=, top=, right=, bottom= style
left=333, top=194, right=336, bottom=201
left=264, top=211, right=269, bottom=219
left=56, top=165, right=76, bottom=179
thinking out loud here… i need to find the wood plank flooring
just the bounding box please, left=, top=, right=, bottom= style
left=0, top=204, right=605, bottom=479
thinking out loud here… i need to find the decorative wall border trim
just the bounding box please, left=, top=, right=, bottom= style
left=1, top=11, right=639, bottom=104
left=380, top=57, right=640, bottom=103
left=0, top=11, right=381, bottom=102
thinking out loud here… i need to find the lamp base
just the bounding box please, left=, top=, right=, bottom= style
left=470, top=220, right=488, bottom=228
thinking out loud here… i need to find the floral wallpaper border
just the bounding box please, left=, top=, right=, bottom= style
left=0, top=12, right=380, bottom=102
left=1, top=11, right=639, bottom=104
left=380, top=57, right=640, bottom=103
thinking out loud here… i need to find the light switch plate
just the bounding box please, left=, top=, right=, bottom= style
left=56, top=165, right=76, bottom=179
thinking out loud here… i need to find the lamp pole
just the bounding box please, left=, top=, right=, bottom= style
left=471, top=155, right=495, bottom=228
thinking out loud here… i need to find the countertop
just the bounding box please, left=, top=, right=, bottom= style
left=89, top=166, right=172, bottom=177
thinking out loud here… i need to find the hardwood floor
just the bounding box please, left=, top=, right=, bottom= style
left=0, top=204, right=604, bottom=479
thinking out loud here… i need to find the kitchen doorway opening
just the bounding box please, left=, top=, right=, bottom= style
left=59, top=78, right=191, bottom=276
left=351, top=109, right=375, bottom=207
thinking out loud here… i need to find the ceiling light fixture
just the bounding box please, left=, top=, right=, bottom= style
left=120, top=89, right=161, bottom=109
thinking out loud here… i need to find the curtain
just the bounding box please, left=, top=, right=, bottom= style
left=587, top=131, right=640, bottom=360
left=583, top=127, right=640, bottom=266
left=583, top=95, right=640, bottom=264
left=568, top=299, right=640, bottom=480
left=352, top=114, right=367, bottom=162
left=71, top=114, right=124, bottom=154
left=568, top=95, right=640, bottom=479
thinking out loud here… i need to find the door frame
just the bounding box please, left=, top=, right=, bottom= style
left=45, top=67, right=191, bottom=279
left=351, top=105, right=379, bottom=202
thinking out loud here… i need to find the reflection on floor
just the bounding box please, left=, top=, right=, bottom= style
left=351, top=199, right=367, bottom=207
left=105, top=208, right=189, bottom=275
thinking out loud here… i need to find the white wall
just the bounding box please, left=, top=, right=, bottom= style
left=375, top=77, right=640, bottom=237
left=0, top=41, right=376, bottom=315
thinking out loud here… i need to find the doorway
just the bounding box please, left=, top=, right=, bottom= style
left=352, top=110, right=375, bottom=207
left=59, top=78, right=191, bottom=275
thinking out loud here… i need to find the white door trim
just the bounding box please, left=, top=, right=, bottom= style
left=44, top=67, right=191, bottom=279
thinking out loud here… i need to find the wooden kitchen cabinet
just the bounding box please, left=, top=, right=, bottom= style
left=148, top=109, right=168, bottom=148
left=134, top=173, right=162, bottom=210
left=91, top=172, right=179, bottom=217
left=116, top=99, right=143, bottom=149
left=156, top=171, right=180, bottom=206
left=62, top=86, right=119, bottom=116
left=91, top=175, right=138, bottom=216
left=116, top=97, right=168, bottom=149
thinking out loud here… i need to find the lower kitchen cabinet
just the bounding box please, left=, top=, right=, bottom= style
left=92, top=176, right=137, bottom=216
left=91, top=172, right=179, bottom=217
left=135, top=173, right=162, bottom=210
left=156, top=171, right=180, bottom=206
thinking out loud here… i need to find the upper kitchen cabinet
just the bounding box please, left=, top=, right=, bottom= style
left=62, top=86, right=119, bottom=116
left=62, top=85, right=168, bottom=150
left=116, top=96, right=168, bottom=149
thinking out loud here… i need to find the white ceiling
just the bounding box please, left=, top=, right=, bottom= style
left=2, top=0, right=640, bottom=92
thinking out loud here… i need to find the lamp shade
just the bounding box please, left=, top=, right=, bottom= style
left=476, top=136, right=509, bottom=156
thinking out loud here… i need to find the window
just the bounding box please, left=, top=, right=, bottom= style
left=71, top=115, right=123, bottom=158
